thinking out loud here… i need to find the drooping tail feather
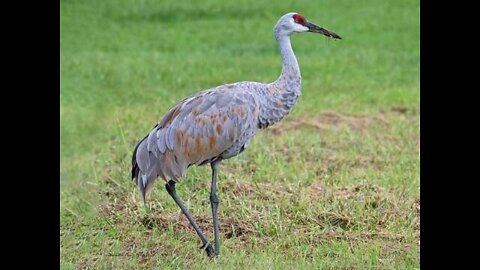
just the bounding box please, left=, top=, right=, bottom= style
left=132, top=124, right=188, bottom=204
left=131, top=135, right=148, bottom=203
left=131, top=136, right=145, bottom=179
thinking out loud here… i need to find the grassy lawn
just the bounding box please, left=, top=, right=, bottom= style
left=60, top=0, right=419, bottom=268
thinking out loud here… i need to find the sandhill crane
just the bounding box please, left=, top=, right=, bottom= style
left=132, top=12, right=341, bottom=257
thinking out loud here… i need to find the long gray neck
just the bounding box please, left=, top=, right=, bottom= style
left=257, top=33, right=302, bottom=129
left=275, top=35, right=301, bottom=83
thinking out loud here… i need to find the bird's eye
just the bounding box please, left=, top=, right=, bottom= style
left=293, top=14, right=306, bottom=25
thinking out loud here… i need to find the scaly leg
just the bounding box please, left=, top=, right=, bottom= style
left=165, top=180, right=216, bottom=257
left=210, top=160, right=221, bottom=256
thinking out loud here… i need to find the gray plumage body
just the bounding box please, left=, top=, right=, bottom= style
left=132, top=14, right=303, bottom=200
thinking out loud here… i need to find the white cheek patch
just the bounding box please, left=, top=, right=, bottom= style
left=290, top=18, right=309, bottom=33
left=293, top=24, right=309, bottom=33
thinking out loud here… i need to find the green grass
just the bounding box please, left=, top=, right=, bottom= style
left=60, top=0, right=419, bottom=268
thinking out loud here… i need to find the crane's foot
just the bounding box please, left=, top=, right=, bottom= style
left=201, top=242, right=218, bottom=258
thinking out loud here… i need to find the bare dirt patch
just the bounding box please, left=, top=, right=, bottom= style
left=222, top=181, right=295, bottom=199
left=139, top=212, right=256, bottom=240
left=268, top=111, right=375, bottom=135
left=332, top=183, right=387, bottom=200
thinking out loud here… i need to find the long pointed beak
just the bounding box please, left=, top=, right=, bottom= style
left=305, top=22, right=342, bottom=40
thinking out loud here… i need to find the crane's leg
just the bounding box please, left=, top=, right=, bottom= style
left=210, top=160, right=221, bottom=256
left=165, top=180, right=216, bottom=257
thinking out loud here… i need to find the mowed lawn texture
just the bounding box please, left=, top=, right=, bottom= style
left=60, top=0, right=419, bottom=269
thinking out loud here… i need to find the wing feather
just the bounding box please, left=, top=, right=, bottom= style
left=133, top=84, right=260, bottom=194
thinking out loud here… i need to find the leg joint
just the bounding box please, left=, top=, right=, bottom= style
left=210, top=193, right=219, bottom=205
left=165, top=180, right=176, bottom=195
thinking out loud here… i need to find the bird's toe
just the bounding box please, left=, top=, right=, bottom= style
left=201, top=242, right=218, bottom=258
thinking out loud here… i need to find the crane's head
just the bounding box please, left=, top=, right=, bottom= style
left=275, top=12, right=341, bottom=40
